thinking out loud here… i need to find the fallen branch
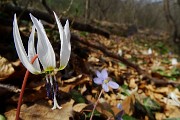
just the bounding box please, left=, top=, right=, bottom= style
left=0, top=83, right=20, bottom=93
left=72, top=34, right=180, bottom=86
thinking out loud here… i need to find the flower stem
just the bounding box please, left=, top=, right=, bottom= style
left=90, top=89, right=104, bottom=120
left=15, top=54, right=38, bottom=120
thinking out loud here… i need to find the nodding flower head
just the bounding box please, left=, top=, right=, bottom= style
left=13, top=12, right=71, bottom=109
left=93, top=69, right=119, bottom=92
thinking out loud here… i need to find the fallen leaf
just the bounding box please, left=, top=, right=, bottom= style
left=164, top=105, right=180, bottom=118
left=0, top=56, right=15, bottom=80
left=121, top=94, right=135, bottom=115
left=80, top=84, right=87, bottom=94
left=129, top=78, right=137, bottom=89
left=5, top=99, right=74, bottom=120
left=96, top=101, right=114, bottom=118
left=60, top=75, right=91, bottom=93
left=73, top=103, right=88, bottom=112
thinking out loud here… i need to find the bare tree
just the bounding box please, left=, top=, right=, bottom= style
left=85, top=0, right=90, bottom=24
left=163, top=0, right=180, bottom=43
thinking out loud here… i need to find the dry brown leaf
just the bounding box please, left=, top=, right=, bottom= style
left=129, top=78, right=137, bottom=89
left=121, top=94, right=135, bottom=115
left=96, top=101, right=114, bottom=118
left=155, top=112, right=166, bottom=120
left=63, top=74, right=83, bottom=83
left=73, top=103, right=88, bottom=112
left=86, top=95, right=96, bottom=103
left=164, top=105, right=180, bottom=118
left=5, top=99, right=74, bottom=120
left=154, top=87, right=171, bottom=94
left=80, top=84, right=87, bottom=94
left=0, top=56, right=15, bottom=80
left=60, top=75, right=91, bottom=93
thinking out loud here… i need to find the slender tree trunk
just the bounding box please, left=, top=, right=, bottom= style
left=163, top=0, right=180, bottom=43
left=85, top=0, right=90, bottom=24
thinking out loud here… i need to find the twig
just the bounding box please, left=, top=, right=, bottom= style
left=15, top=54, right=38, bottom=120
left=62, top=0, right=74, bottom=15
left=41, top=0, right=53, bottom=14
left=90, top=89, right=103, bottom=120
left=0, top=83, right=20, bottom=93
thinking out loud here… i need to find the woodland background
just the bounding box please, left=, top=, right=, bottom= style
left=0, top=0, right=180, bottom=120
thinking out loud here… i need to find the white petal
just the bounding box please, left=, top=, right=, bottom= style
left=13, top=14, right=40, bottom=74
left=30, top=14, right=56, bottom=70
left=64, top=20, right=71, bottom=51
left=171, top=58, right=178, bottom=65
left=148, top=48, right=152, bottom=55
left=53, top=12, right=71, bottom=70
left=168, top=92, right=180, bottom=106
left=28, top=26, right=41, bottom=71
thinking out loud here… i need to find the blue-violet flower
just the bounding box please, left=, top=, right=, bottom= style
left=93, top=69, right=119, bottom=92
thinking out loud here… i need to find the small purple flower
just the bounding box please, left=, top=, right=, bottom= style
left=93, top=69, right=119, bottom=92
left=116, top=103, right=124, bottom=120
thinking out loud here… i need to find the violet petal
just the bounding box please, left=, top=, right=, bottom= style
left=108, top=81, right=119, bottom=89
left=101, top=69, right=108, bottom=79
left=93, top=78, right=103, bottom=85
left=102, top=83, right=109, bottom=92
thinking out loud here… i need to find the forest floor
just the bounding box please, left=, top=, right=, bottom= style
left=0, top=24, right=180, bottom=120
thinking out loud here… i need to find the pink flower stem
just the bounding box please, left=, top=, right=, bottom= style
left=90, top=89, right=104, bottom=120
left=15, top=54, right=38, bottom=120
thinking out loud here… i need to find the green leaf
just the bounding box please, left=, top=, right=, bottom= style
left=70, top=90, right=86, bottom=103
left=143, top=97, right=161, bottom=111
left=122, top=114, right=138, bottom=120
left=86, top=110, right=101, bottom=118
left=0, top=114, right=6, bottom=120
left=118, top=62, right=127, bottom=68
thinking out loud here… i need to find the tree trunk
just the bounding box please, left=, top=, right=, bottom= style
left=85, top=0, right=90, bottom=24
left=163, top=0, right=180, bottom=43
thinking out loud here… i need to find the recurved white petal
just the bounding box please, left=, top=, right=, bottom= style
left=30, top=14, right=56, bottom=70
left=13, top=14, right=40, bottom=74
left=53, top=12, right=71, bottom=70
left=28, top=26, right=41, bottom=71
left=64, top=20, right=71, bottom=51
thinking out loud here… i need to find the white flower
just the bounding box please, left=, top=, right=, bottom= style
left=13, top=12, right=71, bottom=109
left=118, top=49, right=123, bottom=56
left=148, top=48, right=152, bottom=55
left=171, top=58, right=178, bottom=66
left=168, top=91, right=180, bottom=107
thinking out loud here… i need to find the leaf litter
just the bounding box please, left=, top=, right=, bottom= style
left=1, top=24, right=180, bottom=120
